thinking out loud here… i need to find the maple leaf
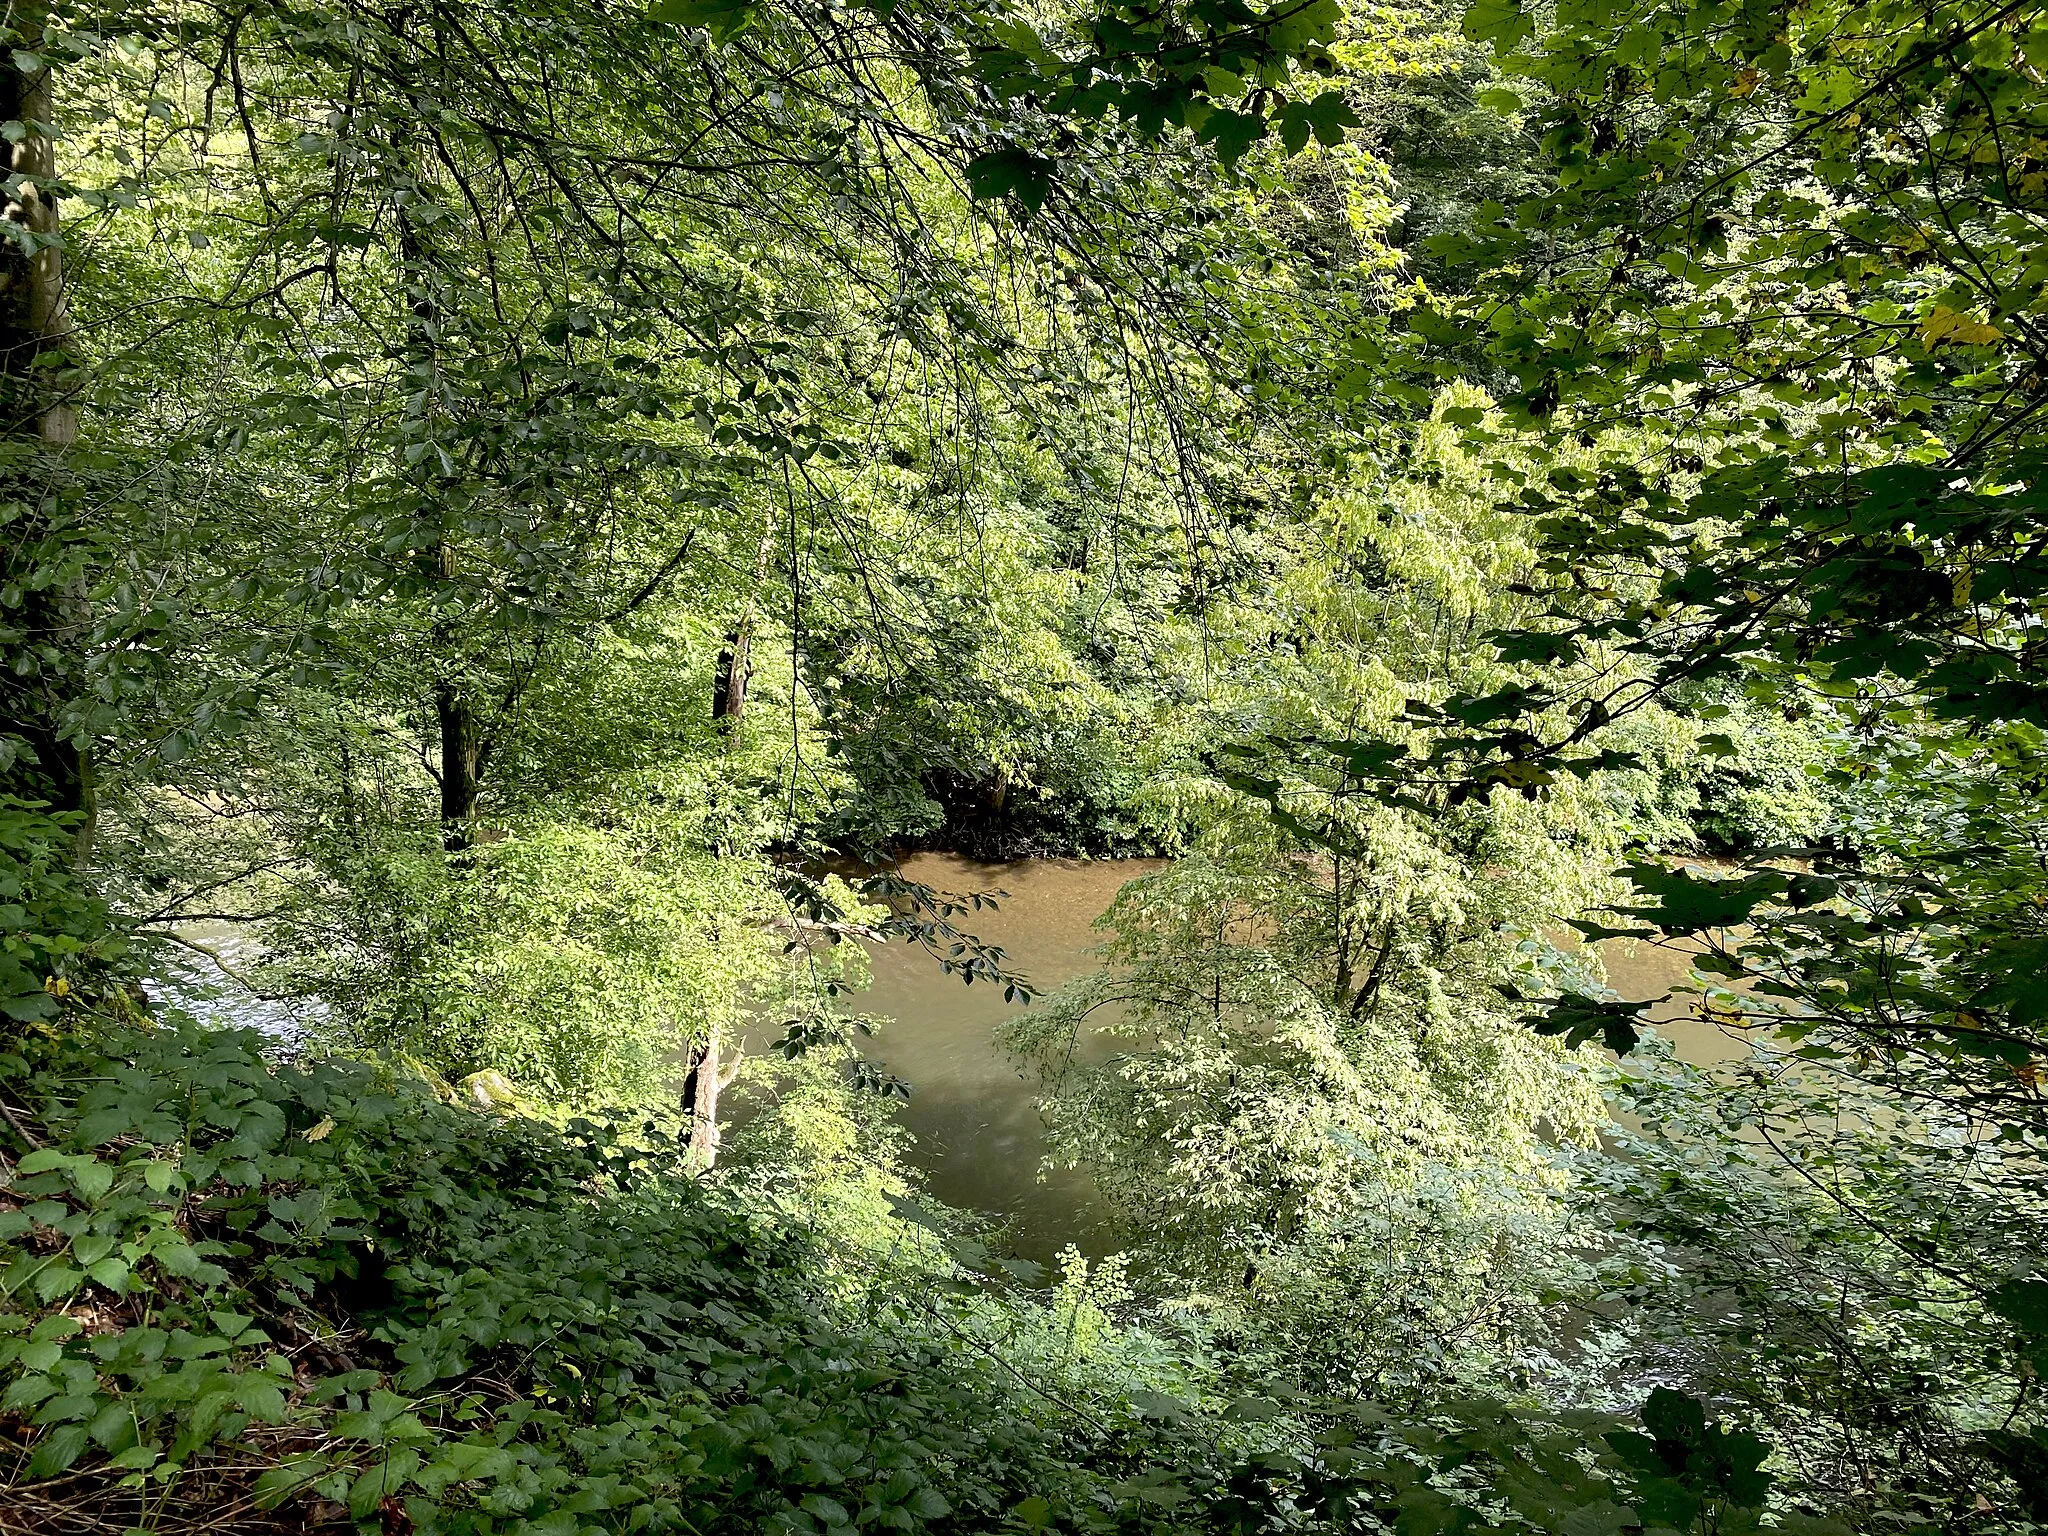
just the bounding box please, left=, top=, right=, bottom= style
left=1918, top=304, right=2003, bottom=348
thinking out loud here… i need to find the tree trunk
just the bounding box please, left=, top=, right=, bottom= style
left=396, top=150, right=479, bottom=852
left=710, top=617, right=753, bottom=724
left=436, top=678, right=480, bottom=849
left=681, top=1024, right=743, bottom=1169
left=0, top=24, right=87, bottom=840
left=712, top=517, right=776, bottom=725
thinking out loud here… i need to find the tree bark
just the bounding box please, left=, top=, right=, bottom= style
left=435, top=678, right=480, bottom=847
left=712, top=517, right=776, bottom=725
left=0, top=38, right=75, bottom=446
left=396, top=145, right=478, bottom=852
left=680, top=1024, right=743, bottom=1169
left=0, top=23, right=86, bottom=837
left=710, top=619, right=752, bottom=724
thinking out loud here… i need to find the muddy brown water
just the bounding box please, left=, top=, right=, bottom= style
left=802, top=854, right=1733, bottom=1264
left=826, top=855, right=1157, bottom=1262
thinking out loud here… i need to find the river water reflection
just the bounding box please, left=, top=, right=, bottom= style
left=837, top=855, right=1158, bottom=1261
left=818, top=854, right=1730, bottom=1264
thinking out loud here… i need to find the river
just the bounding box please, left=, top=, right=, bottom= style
left=804, top=853, right=1727, bottom=1263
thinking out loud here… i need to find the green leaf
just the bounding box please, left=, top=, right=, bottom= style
left=1559, top=1502, right=1635, bottom=1536
left=646, top=0, right=756, bottom=41
left=85, top=1257, right=129, bottom=1294
left=1196, top=108, right=1265, bottom=167
left=32, top=1261, right=81, bottom=1303
left=1406, top=308, right=1472, bottom=348
left=1991, top=1279, right=2048, bottom=1336
left=1462, top=0, right=1533, bottom=46
left=1641, top=1386, right=1706, bottom=1449
left=964, top=149, right=1054, bottom=213
left=1613, top=864, right=1788, bottom=933
left=801, top=1494, right=851, bottom=1525
left=1492, top=629, right=1580, bottom=665
left=254, top=1456, right=332, bottom=1509
left=236, top=1376, right=289, bottom=1423
left=348, top=1450, right=422, bottom=1518
left=1529, top=994, right=1653, bottom=1054
left=27, top=1423, right=89, bottom=1478
left=1300, top=89, right=1359, bottom=147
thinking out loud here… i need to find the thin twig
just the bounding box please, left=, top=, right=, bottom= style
left=0, top=1092, right=44, bottom=1151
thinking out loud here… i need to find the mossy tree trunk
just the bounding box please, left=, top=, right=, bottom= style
left=0, top=20, right=88, bottom=850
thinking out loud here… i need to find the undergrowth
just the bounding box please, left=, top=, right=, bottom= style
left=0, top=1021, right=1816, bottom=1536
left=0, top=1022, right=1103, bottom=1534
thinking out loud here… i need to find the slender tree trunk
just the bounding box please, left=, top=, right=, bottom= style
left=435, top=681, right=480, bottom=844
left=681, top=1024, right=743, bottom=1169
left=712, top=517, right=775, bottom=725
left=429, top=523, right=477, bottom=850
left=396, top=150, right=478, bottom=852
left=0, top=24, right=87, bottom=844
left=1349, top=921, right=1395, bottom=1018
left=1331, top=854, right=1353, bottom=1006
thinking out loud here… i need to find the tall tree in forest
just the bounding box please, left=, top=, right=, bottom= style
left=0, top=15, right=83, bottom=831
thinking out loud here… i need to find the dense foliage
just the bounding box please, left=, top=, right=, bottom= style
left=4, top=0, right=2048, bottom=1532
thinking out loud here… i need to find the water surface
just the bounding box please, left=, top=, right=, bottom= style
left=841, top=854, right=1158, bottom=1260
left=823, top=855, right=1724, bottom=1262
left=149, top=854, right=1737, bottom=1266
